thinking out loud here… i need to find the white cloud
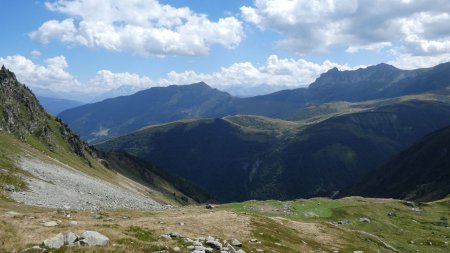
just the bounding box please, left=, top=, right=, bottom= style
left=30, top=0, right=244, bottom=56
left=89, top=70, right=155, bottom=90
left=158, top=55, right=360, bottom=87
left=241, top=0, right=450, bottom=57
left=31, top=50, right=41, bottom=58
left=0, top=55, right=83, bottom=92
left=388, top=53, right=450, bottom=70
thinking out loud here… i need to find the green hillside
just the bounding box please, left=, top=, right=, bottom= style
left=350, top=125, right=450, bottom=201
left=97, top=100, right=450, bottom=202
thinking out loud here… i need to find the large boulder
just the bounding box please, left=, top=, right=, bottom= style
left=79, top=231, right=109, bottom=246
left=43, top=233, right=65, bottom=249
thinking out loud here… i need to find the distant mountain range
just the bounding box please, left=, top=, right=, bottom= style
left=37, top=96, right=84, bottom=115
left=59, top=62, right=450, bottom=143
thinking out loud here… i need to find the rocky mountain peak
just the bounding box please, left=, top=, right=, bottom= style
left=0, top=68, right=91, bottom=163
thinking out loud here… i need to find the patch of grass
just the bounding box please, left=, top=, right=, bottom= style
left=125, top=226, right=157, bottom=242
left=221, top=198, right=354, bottom=220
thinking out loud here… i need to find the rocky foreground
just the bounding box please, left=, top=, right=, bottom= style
left=1, top=196, right=449, bottom=253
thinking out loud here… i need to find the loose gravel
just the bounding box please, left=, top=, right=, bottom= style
left=11, top=157, right=166, bottom=210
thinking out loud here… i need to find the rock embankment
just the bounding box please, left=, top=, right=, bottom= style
left=10, top=157, right=165, bottom=210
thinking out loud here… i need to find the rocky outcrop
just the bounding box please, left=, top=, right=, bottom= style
left=0, top=66, right=91, bottom=163
left=42, top=231, right=109, bottom=249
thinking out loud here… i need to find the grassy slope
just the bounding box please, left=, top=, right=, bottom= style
left=350, top=125, right=450, bottom=201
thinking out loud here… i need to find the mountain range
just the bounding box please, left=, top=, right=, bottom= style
left=54, top=61, right=450, bottom=202
left=59, top=62, right=450, bottom=143
left=96, top=100, right=450, bottom=201
left=3, top=60, right=450, bottom=204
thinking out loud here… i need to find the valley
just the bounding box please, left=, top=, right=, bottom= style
left=2, top=1, right=450, bottom=252
left=1, top=62, right=449, bottom=252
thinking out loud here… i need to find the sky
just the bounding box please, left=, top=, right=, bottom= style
left=1, top=0, right=450, bottom=102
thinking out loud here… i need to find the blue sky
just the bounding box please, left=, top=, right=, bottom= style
left=1, top=0, right=450, bottom=101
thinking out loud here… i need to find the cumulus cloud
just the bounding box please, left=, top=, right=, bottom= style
left=241, top=0, right=450, bottom=57
left=388, top=53, right=450, bottom=70
left=158, top=55, right=359, bottom=87
left=0, top=55, right=83, bottom=92
left=30, top=0, right=244, bottom=56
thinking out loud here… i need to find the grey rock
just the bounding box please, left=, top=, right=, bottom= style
left=183, top=237, right=194, bottom=243
left=4, top=184, right=15, bottom=192
left=359, top=217, right=370, bottom=223
left=21, top=245, right=43, bottom=252
left=43, top=233, right=65, bottom=249
left=160, top=234, right=171, bottom=240
left=193, top=240, right=203, bottom=246
left=65, top=232, right=78, bottom=245
left=41, top=221, right=58, bottom=227
left=79, top=231, right=109, bottom=246
left=206, top=204, right=214, bottom=209
left=194, top=245, right=206, bottom=251
left=231, top=239, right=242, bottom=246
left=206, top=239, right=222, bottom=249
left=228, top=244, right=237, bottom=253
left=169, top=232, right=181, bottom=238
left=338, top=219, right=352, bottom=225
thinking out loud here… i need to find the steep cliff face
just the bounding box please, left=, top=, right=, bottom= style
left=0, top=66, right=90, bottom=162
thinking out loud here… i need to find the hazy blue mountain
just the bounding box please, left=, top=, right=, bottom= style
left=37, top=96, right=84, bottom=115
left=59, top=62, right=450, bottom=143
left=59, top=82, right=236, bottom=143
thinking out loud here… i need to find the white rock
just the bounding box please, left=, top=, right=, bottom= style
left=3, top=211, right=20, bottom=218
left=193, top=240, right=203, bottom=246
left=231, top=239, right=242, bottom=246
left=173, top=246, right=181, bottom=251
left=79, top=231, right=109, bottom=246
left=65, top=232, right=78, bottom=245
left=42, top=221, right=58, bottom=227
left=160, top=234, right=171, bottom=240
left=43, top=233, right=65, bottom=249
left=68, top=221, right=78, bottom=225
